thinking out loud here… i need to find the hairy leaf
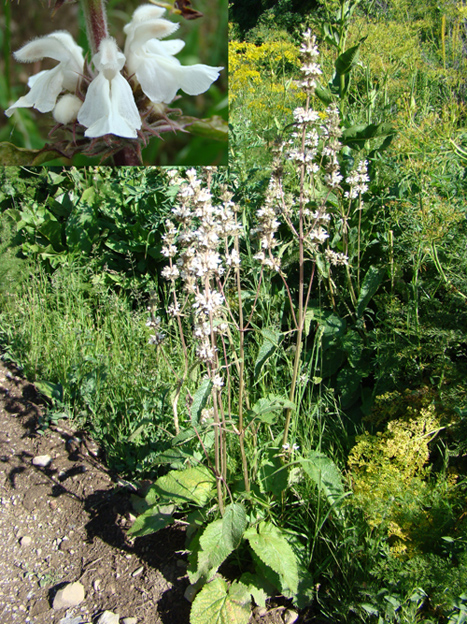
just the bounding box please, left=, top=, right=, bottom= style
left=127, top=504, right=174, bottom=537
left=189, top=503, right=247, bottom=583
left=153, top=465, right=216, bottom=506
left=244, top=522, right=299, bottom=596
left=191, top=379, right=213, bottom=425
left=190, top=578, right=251, bottom=624
left=356, top=266, right=385, bottom=318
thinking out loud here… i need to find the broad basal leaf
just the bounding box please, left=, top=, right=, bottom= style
left=189, top=503, right=247, bottom=584
left=127, top=504, right=174, bottom=537
left=153, top=465, right=216, bottom=506
left=244, top=522, right=299, bottom=596
left=190, top=578, right=251, bottom=624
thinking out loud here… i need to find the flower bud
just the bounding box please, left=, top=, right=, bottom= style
left=53, top=93, right=82, bottom=124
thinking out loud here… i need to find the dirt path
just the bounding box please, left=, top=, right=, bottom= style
left=0, top=358, right=191, bottom=624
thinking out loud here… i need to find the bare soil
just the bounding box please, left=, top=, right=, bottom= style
left=0, top=357, right=315, bottom=624
left=0, top=357, right=191, bottom=624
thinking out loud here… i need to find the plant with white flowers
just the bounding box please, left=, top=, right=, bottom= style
left=127, top=29, right=379, bottom=624
left=4, top=0, right=224, bottom=164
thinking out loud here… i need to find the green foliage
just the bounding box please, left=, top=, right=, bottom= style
left=190, top=578, right=251, bottom=624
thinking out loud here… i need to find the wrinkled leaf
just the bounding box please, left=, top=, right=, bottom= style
left=191, top=379, right=213, bottom=425
left=189, top=503, right=247, bottom=583
left=300, top=451, right=345, bottom=515
left=127, top=503, right=175, bottom=537
left=190, top=578, right=251, bottom=624
left=254, top=328, right=281, bottom=379
left=356, top=266, right=385, bottom=318
left=153, top=465, right=216, bottom=506
left=244, top=522, right=299, bottom=596
left=184, top=116, right=228, bottom=142
left=0, top=142, right=60, bottom=166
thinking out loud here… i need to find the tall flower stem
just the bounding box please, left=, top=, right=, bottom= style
left=234, top=235, right=250, bottom=493
left=282, top=95, right=309, bottom=449
left=81, top=0, right=109, bottom=55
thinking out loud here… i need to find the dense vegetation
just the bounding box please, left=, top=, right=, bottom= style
left=0, top=0, right=467, bottom=622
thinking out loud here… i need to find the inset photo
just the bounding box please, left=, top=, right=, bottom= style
left=1, top=0, right=227, bottom=165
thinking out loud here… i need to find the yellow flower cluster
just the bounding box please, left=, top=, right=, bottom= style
left=229, top=39, right=301, bottom=103
left=347, top=400, right=450, bottom=557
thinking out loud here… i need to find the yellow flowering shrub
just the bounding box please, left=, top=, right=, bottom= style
left=347, top=395, right=459, bottom=557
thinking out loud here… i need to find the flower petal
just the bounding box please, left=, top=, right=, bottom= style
left=78, top=72, right=141, bottom=139
left=131, top=47, right=222, bottom=103
left=6, top=65, right=66, bottom=115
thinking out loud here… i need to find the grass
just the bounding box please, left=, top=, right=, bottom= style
left=0, top=259, right=182, bottom=476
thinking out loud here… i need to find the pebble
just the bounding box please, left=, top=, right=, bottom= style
left=32, top=455, right=52, bottom=468
left=283, top=609, right=299, bottom=624
left=122, top=618, right=137, bottom=624
left=96, top=611, right=120, bottom=624
left=19, top=535, right=32, bottom=547
left=131, top=566, right=144, bottom=577
left=52, top=581, right=85, bottom=609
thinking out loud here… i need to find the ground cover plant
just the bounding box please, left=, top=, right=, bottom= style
left=0, top=0, right=467, bottom=622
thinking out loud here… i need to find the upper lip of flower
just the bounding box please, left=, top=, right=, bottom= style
left=5, top=31, right=84, bottom=116
left=123, top=4, right=223, bottom=104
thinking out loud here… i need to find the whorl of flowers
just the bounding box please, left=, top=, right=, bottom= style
left=299, top=29, right=322, bottom=95
left=161, top=169, right=242, bottom=369
left=345, top=160, right=369, bottom=201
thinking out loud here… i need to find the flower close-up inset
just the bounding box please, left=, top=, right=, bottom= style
left=3, top=0, right=226, bottom=165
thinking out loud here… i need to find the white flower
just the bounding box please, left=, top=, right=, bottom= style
left=5, top=31, right=84, bottom=117
left=77, top=37, right=141, bottom=139
left=124, top=4, right=223, bottom=104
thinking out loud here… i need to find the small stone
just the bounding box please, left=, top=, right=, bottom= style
left=131, top=566, right=144, bottom=577
left=20, top=535, right=32, bottom=547
left=96, top=611, right=119, bottom=624
left=122, top=618, right=137, bottom=624
left=32, top=455, right=52, bottom=468
left=93, top=579, right=101, bottom=591
left=184, top=584, right=199, bottom=603
left=52, top=581, right=85, bottom=609
left=283, top=609, right=299, bottom=624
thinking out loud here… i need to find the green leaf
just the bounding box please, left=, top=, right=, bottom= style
left=356, top=266, right=385, bottom=318
left=191, top=379, right=213, bottom=425
left=247, top=395, right=295, bottom=428
left=258, top=448, right=289, bottom=496
left=153, top=465, right=216, bottom=506
left=238, top=572, right=273, bottom=608
left=335, top=39, right=366, bottom=76
left=35, top=380, right=64, bottom=402
left=127, top=504, right=175, bottom=537
left=189, top=503, right=247, bottom=584
left=0, top=142, right=59, bottom=166
left=299, top=451, right=345, bottom=515
left=254, top=328, right=281, bottom=379
left=244, top=522, right=299, bottom=597
left=190, top=578, right=251, bottom=624
left=342, top=122, right=395, bottom=150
